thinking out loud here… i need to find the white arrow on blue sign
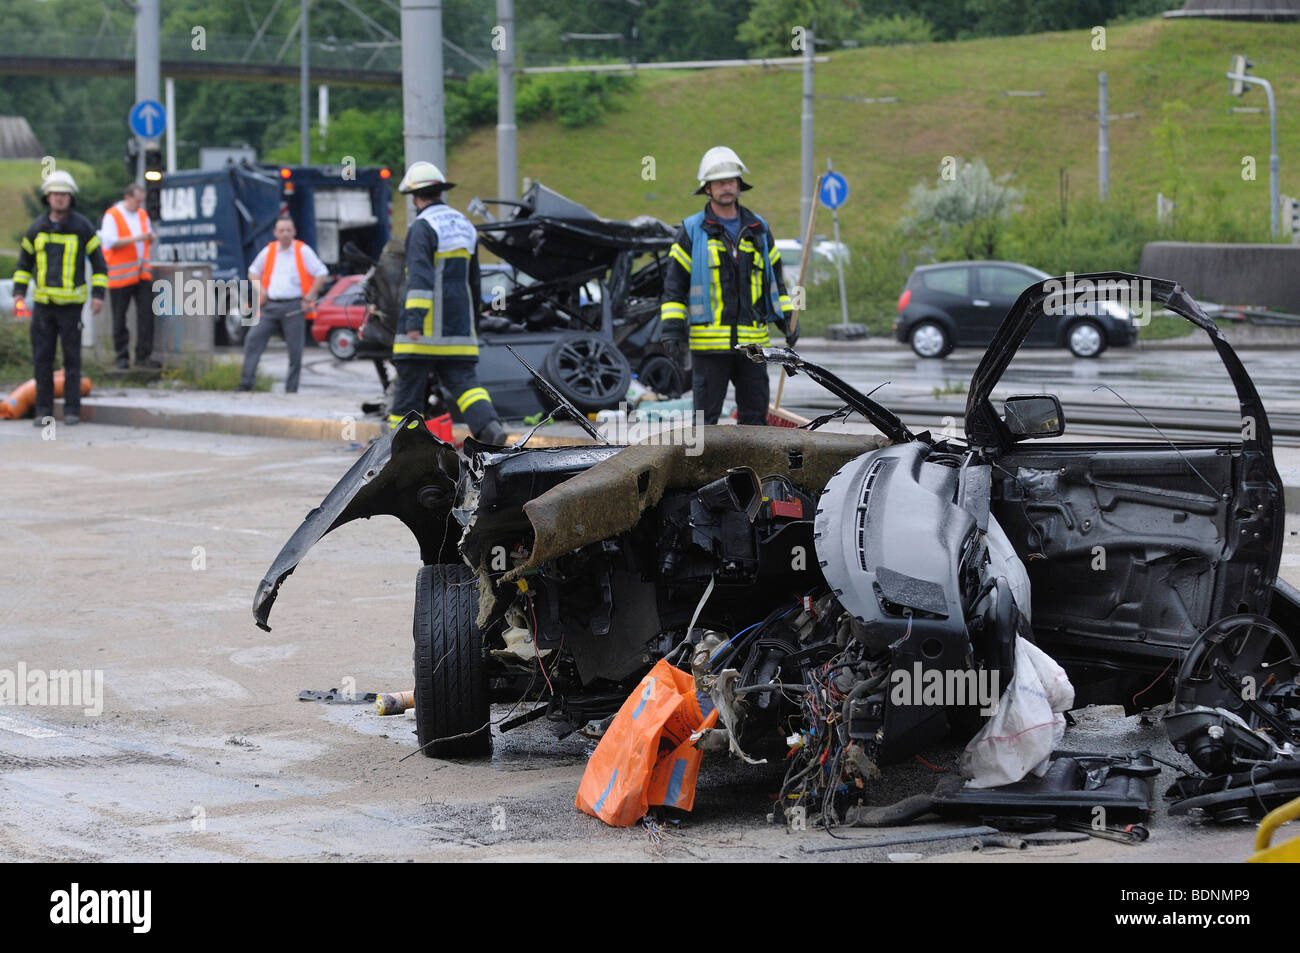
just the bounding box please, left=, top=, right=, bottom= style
left=819, top=171, right=848, bottom=210
left=129, top=100, right=167, bottom=140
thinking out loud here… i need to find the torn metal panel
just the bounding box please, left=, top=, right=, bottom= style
left=504, top=428, right=887, bottom=581
left=253, top=412, right=463, bottom=631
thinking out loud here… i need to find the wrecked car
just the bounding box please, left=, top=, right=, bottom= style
left=351, top=182, right=682, bottom=423
left=255, top=272, right=1299, bottom=825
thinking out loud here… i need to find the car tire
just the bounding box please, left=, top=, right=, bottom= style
left=328, top=327, right=358, bottom=361
left=637, top=354, right=685, bottom=399
left=1066, top=319, right=1106, bottom=359
left=909, top=320, right=952, bottom=359
left=412, top=563, right=491, bottom=759
left=542, top=332, right=632, bottom=413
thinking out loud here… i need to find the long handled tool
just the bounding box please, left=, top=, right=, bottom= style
left=767, top=175, right=823, bottom=427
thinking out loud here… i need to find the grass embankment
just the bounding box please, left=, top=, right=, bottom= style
left=448, top=18, right=1297, bottom=338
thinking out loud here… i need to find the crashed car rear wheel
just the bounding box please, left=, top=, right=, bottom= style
left=542, top=333, right=632, bottom=413
left=637, top=355, right=686, bottom=399
left=412, top=563, right=491, bottom=758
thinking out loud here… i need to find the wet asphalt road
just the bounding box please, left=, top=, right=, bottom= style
left=244, top=338, right=1300, bottom=435
left=2, top=424, right=1296, bottom=862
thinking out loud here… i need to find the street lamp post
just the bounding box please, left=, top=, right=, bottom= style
left=1227, top=59, right=1280, bottom=237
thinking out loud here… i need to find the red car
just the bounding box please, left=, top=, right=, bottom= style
left=310, top=274, right=369, bottom=360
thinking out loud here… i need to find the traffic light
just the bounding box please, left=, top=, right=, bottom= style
left=1229, top=54, right=1252, bottom=97
left=143, top=147, right=163, bottom=218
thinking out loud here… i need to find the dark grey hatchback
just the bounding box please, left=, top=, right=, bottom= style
left=894, top=260, right=1139, bottom=358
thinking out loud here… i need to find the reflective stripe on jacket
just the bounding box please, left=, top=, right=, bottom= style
left=659, top=204, right=792, bottom=352
left=393, top=201, right=481, bottom=360
left=12, top=212, right=108, bottom=306
left=103, top=204, right=152, bottom=288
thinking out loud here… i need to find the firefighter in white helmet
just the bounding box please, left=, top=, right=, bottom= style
left=388, top=161, right=507, bottom=444
left=11, top=170, right=108, bottom=426
left=659, top=146, right=795, bottom=426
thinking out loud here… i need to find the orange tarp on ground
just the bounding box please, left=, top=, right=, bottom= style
left=1, top=371, right=93, bottom=420
left=576, top=658, right=718, bottom=827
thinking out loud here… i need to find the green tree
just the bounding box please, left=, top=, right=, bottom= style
left=901, top=157, right=1024, bottom=259
left=737, top=0, right=866, bottom=57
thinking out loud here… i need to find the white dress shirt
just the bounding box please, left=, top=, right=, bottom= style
left=249, top=241, right=329, bottom=299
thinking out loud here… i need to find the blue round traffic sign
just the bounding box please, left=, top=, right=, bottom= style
left=129, top=100, right=167, bottom=140
left=819, top=171, right=848, bottom=210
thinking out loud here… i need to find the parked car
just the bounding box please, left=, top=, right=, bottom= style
left=773, top=238, right=850, bottom=285
left=309, top=274, right=368, bottom=359
left=895, top=260, right=1138, bottom=358
left=255, top=272, right=1298, bottom=822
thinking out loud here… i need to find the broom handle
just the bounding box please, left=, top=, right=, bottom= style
left=774, top=174, right=824, bottom=411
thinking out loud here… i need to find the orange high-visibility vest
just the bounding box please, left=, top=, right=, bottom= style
left=104, top=205, right=152, bottom=289
left=259, top=240, right=319, bottom=320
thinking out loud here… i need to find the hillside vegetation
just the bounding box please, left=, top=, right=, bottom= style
left=451, top=18, right=1297, bottom=239
left=447, top=18, right=1297, bottom=331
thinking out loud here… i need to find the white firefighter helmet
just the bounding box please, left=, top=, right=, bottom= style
left=397, top=161, right=456, bottom=194
left=40, top=170, right=79, bottom=195
left=694, top=145, right=752, bottom=195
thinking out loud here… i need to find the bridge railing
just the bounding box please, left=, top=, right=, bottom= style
left=0, top=31, right=404, bottom=71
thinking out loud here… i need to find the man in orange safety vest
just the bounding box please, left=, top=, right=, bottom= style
left=238, top=215, right=329, bottom=393
left=100, top=183, right=159, bottom=369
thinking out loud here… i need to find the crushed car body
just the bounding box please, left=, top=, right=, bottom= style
left=349, top=182, right=684, bottom=424
left=255, top=272, right=1300, bottom=827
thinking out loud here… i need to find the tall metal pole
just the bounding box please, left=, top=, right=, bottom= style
left=799, top=27, right=815, bottom=234
left=1226, top=70, right=1281, bottom=236
left=1266, top=79, right=1279, bottom=237
left=496, top=0, right=517, bottom=203
left=319, top=85, right=329, bottom=144
left=300, top=0, right=310, bottom=165
left=1098, top=72, right=1109, bottom=201
left=165, top=76, right=176, bottom=172
left=402, top=0, right=447, bottom=226
left=828, top=158, right=849, bottom=332
left=135, top=0, right=160, bottom=184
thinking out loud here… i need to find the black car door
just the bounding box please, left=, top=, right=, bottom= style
left=919, top=266, right=982, bottom=345
left=977, top=266, right=1051, bottom=345
left=967, top=275, right=1285, bottom=709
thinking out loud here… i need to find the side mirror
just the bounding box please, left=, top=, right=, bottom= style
left=1002, top=395, right=1065, bottom=439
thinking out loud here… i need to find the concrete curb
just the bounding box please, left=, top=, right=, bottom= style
left=67, top=402, right=587, bottom=448
left=80, top=403, right=390, bottom=443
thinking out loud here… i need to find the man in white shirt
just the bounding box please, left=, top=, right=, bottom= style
left=238, top=215, right=329, bottom=393
left=100, top=183, right=159, bottom=369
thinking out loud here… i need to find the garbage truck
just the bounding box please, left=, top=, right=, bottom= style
left=152, top=163, right=392, bottom=344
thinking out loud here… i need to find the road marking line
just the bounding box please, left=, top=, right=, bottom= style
left=0, top=712, right=62, bottom=738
